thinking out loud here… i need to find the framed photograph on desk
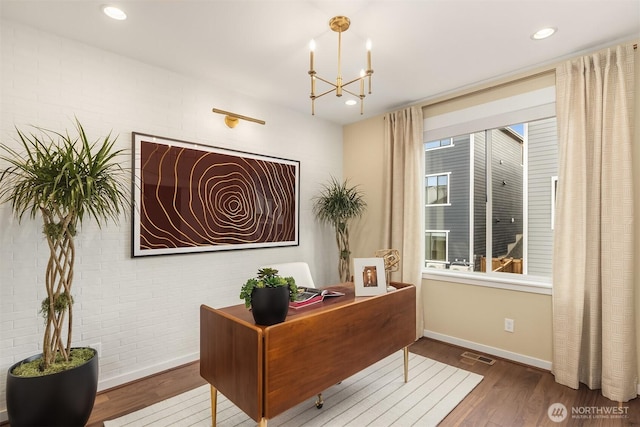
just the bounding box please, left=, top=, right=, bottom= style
left=353, top=258, right=387, bottom=296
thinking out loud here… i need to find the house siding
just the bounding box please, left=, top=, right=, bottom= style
left=491, top=128, right=524, bottom=258
left=473, top=132, right=486, bottom=270
left=424, top=135, right=470, bottom=264
left=426, top=129, right=525, bottom=271
left=527, top=118, right=558, bottom=275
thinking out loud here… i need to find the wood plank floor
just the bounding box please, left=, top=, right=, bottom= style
left=85, top=337, right=639, bottom=426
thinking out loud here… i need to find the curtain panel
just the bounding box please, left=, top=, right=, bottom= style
left=552, top=44, right=637, bottom=402
left=382, top=106, right=425, bottom=340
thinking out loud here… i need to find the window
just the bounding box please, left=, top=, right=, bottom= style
left=425, top=231, right=448, bottom=264
left=421, top=80, right=557, bottom=292
left=425, top=173, right=450, bottom=205
left=425, top=138, right=452, bottom=150
left=423, top=117, right=557, bottom=278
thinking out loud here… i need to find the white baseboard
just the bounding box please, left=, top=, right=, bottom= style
left=0, top=352, right=200, bottom=424
left=423, top=330, right=553, bottom=371
left=97, top=352, right=200, bottom=392
left=425, top=331, right=640, bottom=399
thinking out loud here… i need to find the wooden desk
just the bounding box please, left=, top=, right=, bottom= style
left=200, top=281, right=416, bottom=426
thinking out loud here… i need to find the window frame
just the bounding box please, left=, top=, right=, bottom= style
left=421, top=85, right=556, bottom=294
left=425, top=137, right=454, bottom=151
left=425, top=172, right=451, bottom=206
left=425, top=230, right=449, bottom=265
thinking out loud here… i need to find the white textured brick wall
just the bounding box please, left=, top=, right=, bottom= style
left=0, top=20, right=342, bottom=419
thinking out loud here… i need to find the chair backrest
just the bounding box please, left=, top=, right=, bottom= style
left=261, top=262, right=316, bottom=289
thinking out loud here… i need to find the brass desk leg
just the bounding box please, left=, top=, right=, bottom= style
left=210, top=385, right=217, bottom=426
left=403, top=347, right=409, bottom=383
left=259, top=418, right=268, bottom=426
left=315, top=393, right=324, bottom=408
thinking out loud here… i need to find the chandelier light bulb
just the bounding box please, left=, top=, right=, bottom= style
left=309, top=39, right=316, bottom=72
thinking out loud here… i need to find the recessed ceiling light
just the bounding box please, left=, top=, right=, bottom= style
left=103, top=5, right=127, bottom=20
left=531, top=27, right=556, bottom=40
left=345, top=100, right=357, bottom=106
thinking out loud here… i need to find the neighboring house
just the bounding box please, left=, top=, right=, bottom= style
left=424, top=118, right=557, bottom=275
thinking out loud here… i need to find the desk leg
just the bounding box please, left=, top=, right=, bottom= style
left=210, top=385, right=217, bottom=426
left=259, top=418, right=268, bottom=426
left=403, top=347, right=409, bottom=383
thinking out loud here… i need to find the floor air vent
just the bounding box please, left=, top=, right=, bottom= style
left=461, top=351, right=496, bottom=365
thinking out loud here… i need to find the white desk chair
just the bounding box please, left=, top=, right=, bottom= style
left=261, top=262, right=316, bottom=289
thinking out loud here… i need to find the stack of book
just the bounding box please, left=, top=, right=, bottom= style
left=289, top=288, right=345, bottom=309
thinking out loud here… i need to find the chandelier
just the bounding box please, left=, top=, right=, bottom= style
left=308, top=16, right=373, bottom=115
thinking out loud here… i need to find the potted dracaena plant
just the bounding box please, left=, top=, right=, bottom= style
left=0, top=118, right=129, bottom=427
left=313, top=177, right=367, bottom=283
left=240, top=267, right=298, bottom=326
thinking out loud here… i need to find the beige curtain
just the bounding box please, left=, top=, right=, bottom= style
left=382, top=106, right=424, bottom=340
left=552, top=44, right=637, bottom=402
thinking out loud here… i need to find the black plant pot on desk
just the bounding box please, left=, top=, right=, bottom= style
left=250, top=287, right=290, bottom=326
left=6, top=348, right=99, bottom=427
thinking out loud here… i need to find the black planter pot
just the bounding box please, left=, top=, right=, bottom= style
left=6, top=348, right=99, bottom=427
left=251, top=286, right=290, bottom=326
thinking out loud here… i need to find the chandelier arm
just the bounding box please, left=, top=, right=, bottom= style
left=313, top=75, right=338, bottom=87
left=313, top=87, right=338, bottom=99
left=341, top=76, right=365, bottom=88
left=341, top=87, right=362, bottom=98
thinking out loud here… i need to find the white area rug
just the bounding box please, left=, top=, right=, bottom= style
left=104, top=352, right=482, bottom=427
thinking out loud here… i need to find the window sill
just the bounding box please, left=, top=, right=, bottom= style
left=422, top=269, right=552, bottom=295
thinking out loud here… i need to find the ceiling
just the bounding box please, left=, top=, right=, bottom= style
left=1, top=1, right=639, bottom=125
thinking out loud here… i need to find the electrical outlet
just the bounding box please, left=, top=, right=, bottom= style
left=91, top=342, right=102, bottom=357
left=504, top=318, right=515, bottom=333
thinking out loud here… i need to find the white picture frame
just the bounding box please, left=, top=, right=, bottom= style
left=353, top=258, right=387, bottom=296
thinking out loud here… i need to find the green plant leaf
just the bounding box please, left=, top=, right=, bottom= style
left=0, top=118, right=130, bottom=369
left=240, top=269, right=298, bottom=308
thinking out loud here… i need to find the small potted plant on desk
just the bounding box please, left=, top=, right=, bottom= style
left=240, top=268, right=298, bottom=326
left=0, top=118, right=129, bottom=426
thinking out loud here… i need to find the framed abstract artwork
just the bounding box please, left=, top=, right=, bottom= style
left=132, top=133, right=299, bottom=257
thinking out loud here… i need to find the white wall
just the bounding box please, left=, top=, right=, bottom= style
left=0, top=20, right=342, bottom=419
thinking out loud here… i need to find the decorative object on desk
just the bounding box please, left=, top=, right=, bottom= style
left=289, top=288, right=345, bottom=309
left=132, top=133, right=299, bottom=257
left=0, top=118, right=128, bottom=426
left=375, top=248, right=401, bottom=284
left=353, top=258, right=387, bottom=296
left=240, top=268, right=298, bottom=325
left=313, top=177, right=366, bottom=282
